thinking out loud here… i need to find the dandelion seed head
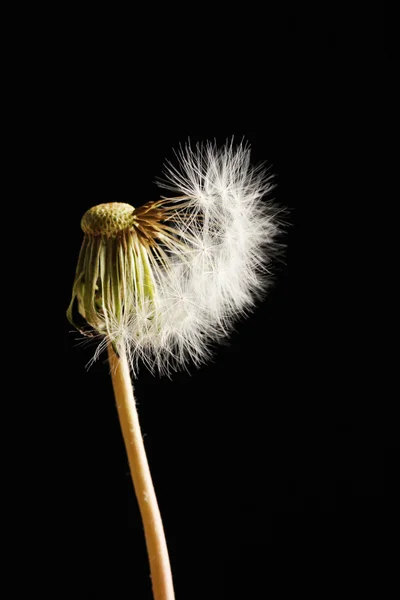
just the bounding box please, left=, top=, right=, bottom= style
left=67, top=140, right=281, bottom=375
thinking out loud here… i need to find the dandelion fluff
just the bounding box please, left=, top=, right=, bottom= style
left=67, top=141, right=280, bottom=375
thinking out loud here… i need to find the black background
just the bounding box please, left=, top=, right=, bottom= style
left=56, top=7, right=394, bottom=599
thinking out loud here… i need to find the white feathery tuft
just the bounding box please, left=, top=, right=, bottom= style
left=117, top=140, right=280, bottom=375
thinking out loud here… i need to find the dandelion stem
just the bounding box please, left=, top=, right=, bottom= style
left=108, top=343, right=175, bottom=600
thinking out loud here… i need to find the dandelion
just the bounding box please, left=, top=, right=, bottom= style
left=67, top=140, right=280, bottom=600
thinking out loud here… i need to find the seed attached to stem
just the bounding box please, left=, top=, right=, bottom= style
left=68, top=141, right=279, bottom=375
